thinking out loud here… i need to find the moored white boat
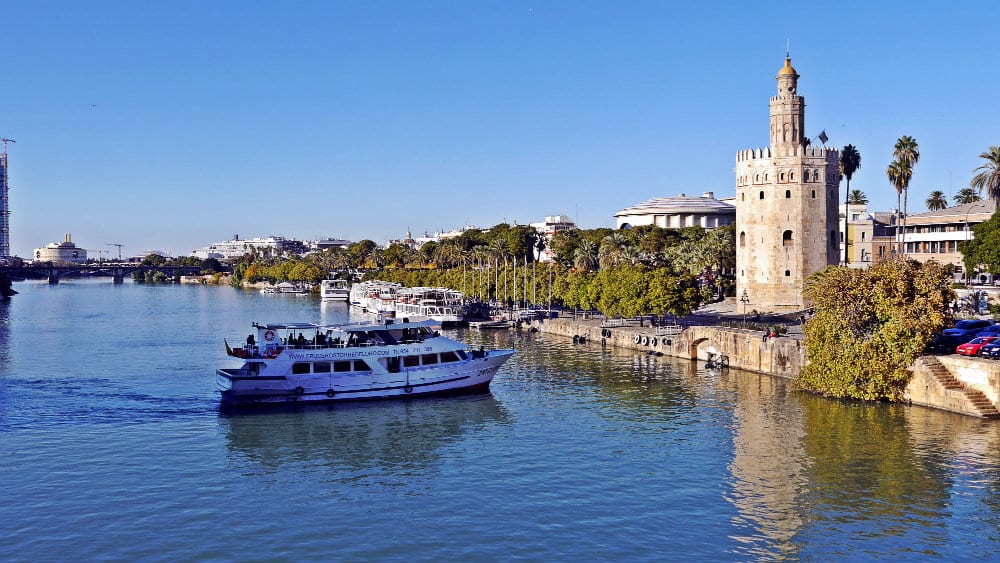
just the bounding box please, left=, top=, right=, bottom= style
left=349, top=280, right=401, bottom=317
left=217, top=318, right=513, bottom=406
left=395, top=287, right=465, bottom=327
left=320, top=279, right=350, bottom=301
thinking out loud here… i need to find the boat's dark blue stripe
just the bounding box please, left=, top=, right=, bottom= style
left=299, top=375, right=474, bottom=396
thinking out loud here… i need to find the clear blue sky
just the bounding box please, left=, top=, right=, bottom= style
left=2, top=1, right=998, bottom=258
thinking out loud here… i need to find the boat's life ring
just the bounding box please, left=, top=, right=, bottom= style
left=264, top=330, right=276, bottom=342
left=651, top=338, right=658, bottom=347
left=641, top=336, right=649, bottom=346
left=326, top=389, right=336, bottom=398
left=634, top=334, right=641, bottom=344
left=294, top=386, right=304, bottom=395
left=404, top=385, right=414, bottom=394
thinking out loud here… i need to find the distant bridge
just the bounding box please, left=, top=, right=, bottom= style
left=0, top=263, right=203, bottom=284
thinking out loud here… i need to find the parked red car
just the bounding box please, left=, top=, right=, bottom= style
left=956, top=336, right=997, bottom=356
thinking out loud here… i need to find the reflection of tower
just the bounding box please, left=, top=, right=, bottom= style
left=735, top=57, right=840, bottom=310
left=0, top=138, right=13, bottom=258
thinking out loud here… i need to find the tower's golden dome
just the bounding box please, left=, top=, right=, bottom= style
left=778, top=57, right=797, bottom=76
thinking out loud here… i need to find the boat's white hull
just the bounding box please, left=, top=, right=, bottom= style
left=217, top=350, right=512, bottom=406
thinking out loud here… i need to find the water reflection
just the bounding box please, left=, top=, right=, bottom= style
left=221, top=394, right=511, bottom=477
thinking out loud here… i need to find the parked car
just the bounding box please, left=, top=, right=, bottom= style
left=980, top=340, right=1000, bottom=358
left=943, top=319, right=994, bottom=344
left=956, top=336, right=998, bottom=356
left=976, top=324, right=1000, bottom=338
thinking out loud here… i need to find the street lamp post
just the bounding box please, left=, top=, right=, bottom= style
left=740, top=289, right=750, bottom=325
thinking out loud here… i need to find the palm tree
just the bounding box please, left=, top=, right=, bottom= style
left=970, top=146, right=1000, bottom=201
left=893, top=136, right=920, bottom=256
left=925, top=190, right=948, bottom=211
left=954, top=187, right=981, bottom=205
left=847, top=189, right=868, bottom=205
left=840, top=144, right=861, bottom=265
left=886, top=160, right=912, bottom=256
left=573, top=240, right=598, bottom=272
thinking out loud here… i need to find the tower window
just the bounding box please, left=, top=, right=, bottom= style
left=780, top=172, right=785, bottom=181
left=785, top=190, right=791, bottom=198
left=783, top=230, right=794, bottom=246
left=759, top=191, right=765, bottom=200
left=739, top=232, right=746, bottom=247
left=812, top=190, right=816, bottom=198
left=790, top=172, right=795, bottom=181
left=785, top=270, right=791, bottom=276
left=741, top=193, right=745, bottom=201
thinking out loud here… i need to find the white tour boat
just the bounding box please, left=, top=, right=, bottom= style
left=217, top=318, right=513, bottom=406
left=395, top=287, right=465, bottom=327
left=349, top=280, right=401, bottom=317
left=320, top=279, right=350, bottom=301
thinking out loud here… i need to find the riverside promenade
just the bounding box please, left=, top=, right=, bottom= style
left=527, top=298, right=1000, bottom=419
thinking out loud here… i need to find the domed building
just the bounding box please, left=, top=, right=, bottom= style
left=34, top=234, right=87, bottom=263
left=614, top=192, right=735, bottom=230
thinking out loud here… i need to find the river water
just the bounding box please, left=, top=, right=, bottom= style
left=1, top=280, right=999, bottom=561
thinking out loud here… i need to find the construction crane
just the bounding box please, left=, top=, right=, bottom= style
left=1, top=138, right=14, bottom=154
left=107, top=243, right=123, bottom=261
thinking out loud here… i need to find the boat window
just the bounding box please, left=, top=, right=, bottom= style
left=456, top=350, right=468, bottom=361
left=334, top=361, right=352, bottom=372
left=313, top=362, right=331, bottom=373
left=247, top=362, right=265, bottom=376
left=403, top=355, right=420, bottom=368
left=422, top=353, right=439, bottom=365
left=292, top=362, right=311, bottom=375
left=440, top=351, right=460, bottom=363
left=354, top=360, right=372, bottom=372
left=387, top=357, right=401, bottom=373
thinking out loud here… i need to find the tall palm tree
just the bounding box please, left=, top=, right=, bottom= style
left=840, top=144, right=861, bottom=265
left=954, top=187, right=981, bottom=205
left=893, top=136, right=920, bottom=256
left=970, top=146, right=1000, bottom=201
left=925, top=190, right=948, bottom=211
left=886, top=160, right=912, bottom=256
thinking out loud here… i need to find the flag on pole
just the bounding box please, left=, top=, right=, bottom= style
left=817, top=130, right=829, bottom=145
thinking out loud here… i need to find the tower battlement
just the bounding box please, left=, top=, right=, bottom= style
left=736, top=146, right=839, bottom=161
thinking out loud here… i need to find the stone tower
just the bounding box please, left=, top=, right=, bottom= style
left=735, top=56, right=840, bottom=311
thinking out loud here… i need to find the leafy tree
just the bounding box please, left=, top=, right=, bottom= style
left=957, top=210, right=1000, bottom=279
left=798, top=258, right=953, bottom=401
left=847, top=189, right=868, bottom=205
left=925, top=190, right=948, bottom=211
left=953, top=187, right=981, bottom=205
left=970, top=146, right=1000, bottom=201
left=347, top=240, right=377, bottom=269
left=840, top=144, right=862, bottom=265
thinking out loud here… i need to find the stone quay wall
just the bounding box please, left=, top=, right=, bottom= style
left=527, top=318, right=803, bottom=379
left=529, top=317, right=1000, bottom=418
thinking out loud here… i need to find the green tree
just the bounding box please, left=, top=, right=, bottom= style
left=957, top=211, right=1000, bottom=280
left=840, top=144, right=862, bottom=265
left=893, top=136, right=920, bottom=255
left=970, top=146, right=1000, bottom=201
left=925, top=190, right=948, bottom=211
left=798, top=258, right=953, bottom=401
left=954, top=187, right=982, bottom=205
